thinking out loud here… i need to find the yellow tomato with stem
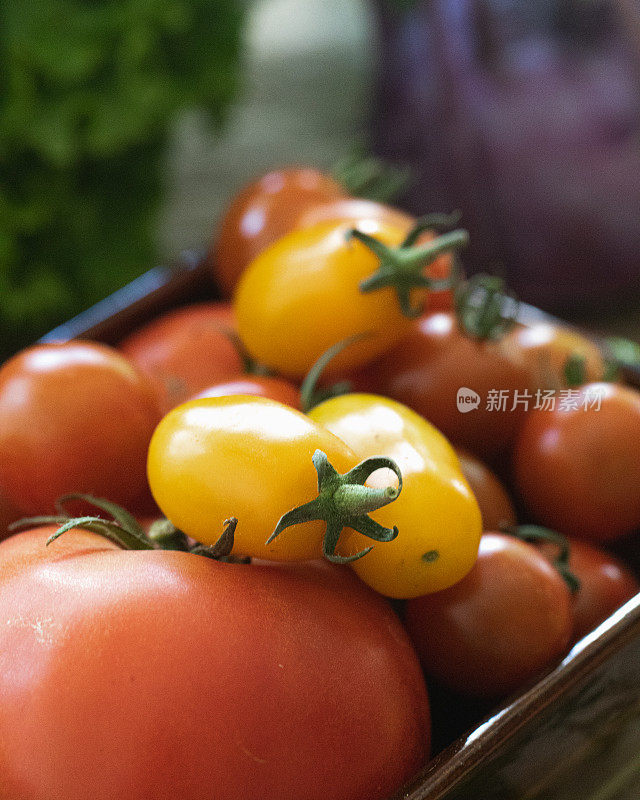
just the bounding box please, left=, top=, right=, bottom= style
left=309, top=393, right=482, bottom=598
left=233, top=218, right=468, bottom=380
left=147, top=395, right=403, bottom=563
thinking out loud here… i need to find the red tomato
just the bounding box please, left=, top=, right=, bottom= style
left=349, top=312, right=531, bottom=460
left=0, top=342, right=160, bottom=515
left=540, top=537, right=640, bottom=643
left=404, top=533, right=572, bottom=698
left=119, top=302, right=243, bottom=413
left=0, top=526, right=430, bottom=800
left=514, top=382, right=640, bottom=540
left=454, top=448, right=517, bottom=531
left=190, top=376, right=301, bottom=408
left=210, top=168, right=346, bottom=296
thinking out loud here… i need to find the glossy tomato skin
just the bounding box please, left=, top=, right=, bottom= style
left=514, top=382, right=640, bottom=540
left=404, top=533, right=573, bottom=698
left=309, top=394, right=482, bottom=598
left=119, top=302, right=243, bottom=413
left=509, top=322, right=606, bottom=388
left=0, top=526, right=430, bottom=800
left=147, top=395, right=358, bottom=560
left=298, top=196, right=412, bottom=230
left=234, top=220, right=421, bottom=380
left=540, top=537, right=640, bottom=643
left=191, top=375, right=300, bottom=408
left=454, top=448, right=517, bottom=531
left=0, top=342, right=161, bottom=515
left=349, top=312, right=532, bottom=461
left=211, top=168, right=346, bottom=296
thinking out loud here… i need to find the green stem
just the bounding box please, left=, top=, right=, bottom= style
left=400, top=210, right=462, bottom=248
left=14, top=494, right=244, bottom=563
left=147, top=518, right=190, bottom=551
left=299, top=333, right=371, bottom=413
left=47, top=516, right=156, bottom=551
left=222, top=328, right=273, bottom=376
left=350, top=225, right=469, bottom=318
left=454, top=273, right=519, bottom=341
left=189, top=518, right=250, bottom=563
left=332, top=149, right=411, bottom=204
left=504, top=524, right=581, bottom=594
left=267, top=450, right=403, bottom=564
left=563, top=353, right=587, bottom=388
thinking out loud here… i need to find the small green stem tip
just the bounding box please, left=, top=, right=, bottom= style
left=503, top=524, right=581, bottom=594
left=454, top=273, right=519, bottom=341
left=563, top=353, right=587, bottom=388
left=348, top=221, right=469, bottom=318
left=190, top=518, right=250, bottom=563
left=266, top=450, right=403, bottom=564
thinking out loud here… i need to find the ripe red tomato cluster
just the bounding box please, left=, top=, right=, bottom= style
left=0, top=166, right=637, bottom=800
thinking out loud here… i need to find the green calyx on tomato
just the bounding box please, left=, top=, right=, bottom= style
left=502, top=524, right=581, bottom=594
left=454, top=273, right=519, bottom=341
left=10, top=494, right=156, bottom=551
left=268, top=449, right=403, bottom=564
left=331, top=149, right=411, bottom=204
left=10, top=494, right=248, bottom=563
left=563, top=352, right=588, bottom=388
left=350, top=216, right=468, bottom=317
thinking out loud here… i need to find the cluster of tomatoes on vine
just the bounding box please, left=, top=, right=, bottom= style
left=0, top=166, right=638, bottom=800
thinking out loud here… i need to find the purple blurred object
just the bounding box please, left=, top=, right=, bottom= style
left=372, top=0, right=640, bottom=313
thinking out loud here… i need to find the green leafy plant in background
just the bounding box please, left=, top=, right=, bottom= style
left=0, top=0, right=245, bottom=359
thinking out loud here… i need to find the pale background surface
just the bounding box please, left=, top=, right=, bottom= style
left=159, top=0, right=376, bottom=258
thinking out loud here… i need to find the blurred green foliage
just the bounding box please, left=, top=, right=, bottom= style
left=0, top=0, right=245, bottom=358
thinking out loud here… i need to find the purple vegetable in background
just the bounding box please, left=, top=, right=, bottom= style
left=372, top=0, right=640, bottom=313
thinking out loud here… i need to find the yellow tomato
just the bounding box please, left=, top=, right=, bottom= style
left=309, top=394, right=482, bottom=598
left=147, top=395, right=401, bottom=563
left=233, top=219, right=467, bottom=380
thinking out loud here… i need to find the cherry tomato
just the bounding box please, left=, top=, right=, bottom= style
left=191, top=375, right=301, bottom=408
left=349, top=311, right=532, bottom=460
left=509, top=322, right=606, bottom=388
left=0, top=525, right=430, bottom=800
left=0, top=342, right=160, bottom=515
left=514, top=382, right=640, bottom=540
left=147, top=395, right=386, bottom=561
left=538, top=537, right=640, bottom=643
left=234, top=220, right=463, bottom=380
left=119, top=302, right=243, bottom=413
left=404, top=533, right=573, bottom=697
left=210, top=168, right=346, bottom=296
left=308, top=393, right=482, bottom=598
left=454, top=448, right=517, bottom=531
